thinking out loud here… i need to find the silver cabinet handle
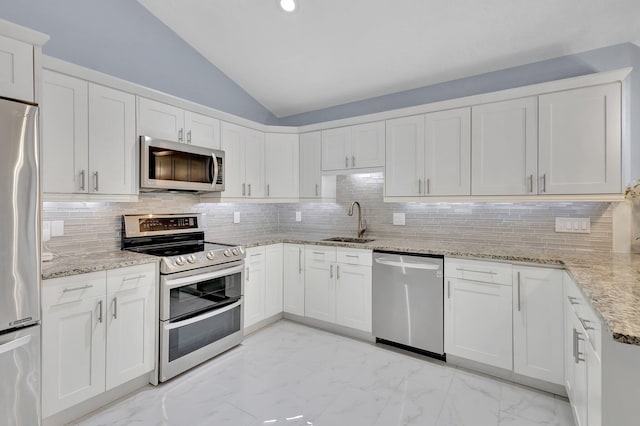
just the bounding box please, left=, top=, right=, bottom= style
left=579, top=317, right=595, bottom=331
left=248, top=183, right=251, bottom=196
left=122, top=274, right=146, bottom=282
left=250, top=252, right=263, bottom=257
left=455, top=268, right=498, bottom=275
left=345, top=157, right=349, bottom=168
left=312, top=251, right=324, bottom=255
left=447, top=280, right=451, bottom=299
left=246, top=267, right=250, bottom=281
left=517, top=272, right=521, bottom=311
left=267, top=184, right=270, bottom=197
left=567, top=296, right=580, bottom=305
left=63, top=284, right=92, bottom=293
left=187, top=130, right=192, bottom=144
left=345, top=254, right=359, bottom=258
left=330, top=264, right=333, bottom=279
left=315, top=183, right=319, bottom=196
left=528, top=174, right=533, bottom=193
left=351, top=156, right=355, bottom=167
left=98, top=300, right=103, bottom=323
left=242, top=183, right=246, bottom=196
left=418, top=179, right=421, bottom=195
left=298, top=248, right=302, bottom=274
left=574, top=328, right=585, bottom=363
left=541, top=173, right=546, bottom=193
left=336, top=265, right=340, bottom=279
left=93, top=171, right=99, bottom=192
left=112, top=297, right=118, bottom=319
left=427, top=178, right=430, bottom=195
left=178, top=128, right=184, bottom=142
left=79, top=169, right=86, bottom=191
left=572, top=327, right=577, bottom=361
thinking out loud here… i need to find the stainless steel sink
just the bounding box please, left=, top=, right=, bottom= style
left=322, top=237, right=375, bottom=244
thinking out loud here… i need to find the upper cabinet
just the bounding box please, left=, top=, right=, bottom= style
left=321, top=121, right=385, bottom=172
left=386, top=108, right=470, bottom=197
left=471, top=97, right=538, bottom=196
left=265, top=133, right=299, bottom=199
left=220, top=121, right=265, bottom=198
left=42, top=71, right=137, bottom=196
left=0, top=34, right=35, bottom=102
left=299, top=131, right=322, bottom=198
left=538, top=83, right=621, bottom=194
left=138, top=97, right=220, bottom=149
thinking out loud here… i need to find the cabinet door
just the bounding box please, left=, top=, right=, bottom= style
left=586, top=341, right=602, bottom=426
left=221, top=121, right=246, bottom=197
left=385, top=115, right=425, bottom=197
left=184, top=111, right=220, bottom=149
left=265, top=133, right=299, bottom=198
left=304, top=247, right=336, bottom=323
left=321, top=127, right=351, bottom=171
left=350, top=121, right=385, bottom=169
left=41, top=71, right=89, bottom=194
left=539, top=83, right=621, bottom=194
left=444, top=278, right=513, bottom=370
left=571, top=316, right=589, bottom=426
left=245, top=128, right=265, bottom=198
left=137, top=98, right=185, bottom=142
left=264, top=244, right=284, bottom=318
left=335, top=263, right=372, bottom=332
left=0, top=35, right=33, bottom=102
left=283, top=244, right=305, bottom=316
left=42, top=296, right=106, bottom=417
left=471, top=97, right=537, bottom=195
left=513, top=267, right=564, bottom=384
left=105, top=283, right=155, bottom=390
left=244, top=247, right=266, bottom=328
left=424, top=108, right=471, bottom=196
left=299, top=131, right=322, bottom=198
left=88, top=84, right=137, bottom=195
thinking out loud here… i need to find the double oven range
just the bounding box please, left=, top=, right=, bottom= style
left=122, top=214, right=244, bottom=382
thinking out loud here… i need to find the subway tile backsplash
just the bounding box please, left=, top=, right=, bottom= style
left=43, top=172, right=614, bottom=254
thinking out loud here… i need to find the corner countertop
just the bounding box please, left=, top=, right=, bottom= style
left=41, top=249, right=158, bottom=280
left=223, top=233, right=640, bottom=347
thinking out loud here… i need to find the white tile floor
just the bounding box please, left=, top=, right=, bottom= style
left=76, top=320, right=574, bottom=426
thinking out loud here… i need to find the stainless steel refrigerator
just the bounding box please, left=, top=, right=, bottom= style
left=0, top=97, right=41, bottom=425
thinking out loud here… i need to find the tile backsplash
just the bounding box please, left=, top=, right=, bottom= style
left=43, top=172, right=614, bottom=254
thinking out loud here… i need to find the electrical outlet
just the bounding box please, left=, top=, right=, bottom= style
left=393, top=212, right=406, bottom=226
left=51, top=220, right=64, bottom=237
left=555, top=217, right=590, bottom=234
left=233, top=212, right=240, bottom=224
left=295, top=211, right=302, bottom=222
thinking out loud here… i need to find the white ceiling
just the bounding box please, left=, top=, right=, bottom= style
left=138, top=0, right=640, bottom=118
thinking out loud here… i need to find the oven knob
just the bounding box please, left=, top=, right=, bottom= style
left=175, top=256, right=186, bottom=266
left=223, top=249, right=231, bottom=257
left=232, top=248, right=239, bottom=256
left=206, top=251, right=215, bottom=260
left=187, top=255, right=196, bottom=264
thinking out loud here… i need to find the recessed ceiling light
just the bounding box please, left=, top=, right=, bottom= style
left=279, top=0, right=297, bottom=13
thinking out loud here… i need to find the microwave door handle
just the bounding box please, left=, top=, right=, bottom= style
left=211, top=153, right=220, bottom=187
left=165, top=300, right=242, bottom=330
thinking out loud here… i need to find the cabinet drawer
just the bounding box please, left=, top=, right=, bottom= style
left=42, top=271, right=107, bottom=307
left=445, top=258, right=512, bottom=285
left=337, top=248, right=372, bottom=266
left=305, top=245, right=336, bottom=265
left=106, top=263, right=156, bottom=294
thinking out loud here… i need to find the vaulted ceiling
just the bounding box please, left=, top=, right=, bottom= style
left=138, top=0, right=640, bottom=118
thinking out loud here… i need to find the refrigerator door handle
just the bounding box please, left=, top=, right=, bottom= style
left=0, top=334, right=31, bottom=355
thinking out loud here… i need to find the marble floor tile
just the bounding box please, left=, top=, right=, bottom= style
left=75, top=320, right=576, bottom=426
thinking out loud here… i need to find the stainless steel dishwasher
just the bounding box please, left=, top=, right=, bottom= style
left=373, top=251, right=444, bottom=359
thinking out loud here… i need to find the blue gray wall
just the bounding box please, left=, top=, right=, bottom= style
left=0, top=0, right=279, bottom=124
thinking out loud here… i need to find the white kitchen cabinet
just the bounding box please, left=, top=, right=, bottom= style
left=265, top=133, right=299, bottom=198
left=138, top=97, right=221, bottom=149
left=445, top=259, right=513, bottom=370
left=304, top=246, right=336, bottom=323
left=512, top=266, right=564, bottom=385
left=321, top=122, right=384, bottom=172
left=385, top=115, right=425, bottom=197
left=299, top=131, right=322, bottom=198
left=335, top=260, right=372, bottom=333
left=569, top=313, right=589, bottom=426
left=221, top=122, right=265, bottom=198
left=41, top=70, right=89, bottom=194
left=88, top=84, right=136, bottom=195
left=0, top=34, right=34, bottom=102
left=42, top=264, right=157, bottom=417
left=471, top=97, right=538, bottom=195
left=264, top=244, right=284, bottom=318
left=539, top=83, right=621, bottom=194
left=283, top=244, right=305, bottom=316
left=244, top=247, right=266, bottom=329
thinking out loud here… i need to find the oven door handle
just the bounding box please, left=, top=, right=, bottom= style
left=166, top=300, right=242, bottom=330
left=164, top=265, right=245, bottom=289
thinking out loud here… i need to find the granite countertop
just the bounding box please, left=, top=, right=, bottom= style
left=41, top=249, right=158, bottom=280
left=226, top=232, right=640, bottom=347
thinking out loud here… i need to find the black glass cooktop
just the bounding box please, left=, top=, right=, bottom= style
left=129, top=241, right=235, bottom=257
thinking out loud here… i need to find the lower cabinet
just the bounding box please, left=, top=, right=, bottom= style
left=244, top=244, right=283, bottom=330
left=42, top=263, right=156, bottom=418
left=335, top=261, right=372, bottom=332
left=283, top=243, right=305, bottom=316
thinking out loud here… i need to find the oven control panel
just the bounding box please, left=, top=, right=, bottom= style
left=139, top=216, right=198, bottom=232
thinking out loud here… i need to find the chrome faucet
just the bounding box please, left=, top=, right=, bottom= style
left=348, top=201, right=367, bottom=238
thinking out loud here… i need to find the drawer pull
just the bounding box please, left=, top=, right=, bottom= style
left=345, top=254, right=359, bottom=258
left=63, top=284, right=93, bottom=293
left=567, top=296, right=580, bottom=305
left=579, top=317, right=595, bottom=331
left=112, top=297, right=118, bottom=319
left=312, top=251, right=325, bottom=255
left=455, top=268, right=497, bottom=275
left=122, top=274, right=146, bottom=282
left=98, top=300, right=103, bottom=323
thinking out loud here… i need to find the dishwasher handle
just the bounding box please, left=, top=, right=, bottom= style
left=375, top=257, right=440, bottom=270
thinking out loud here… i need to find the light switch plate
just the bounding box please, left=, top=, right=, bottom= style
left=393, top=212, right=406, bottom=226
left=555, top=217, right=590, bottom=233
left=233, top=212, right=240, bottom=224
left=51, top=220, right=64, bottom=237
left=295, top=211, right=302, bottom=222
left=42, top=221, right=51, bottom=242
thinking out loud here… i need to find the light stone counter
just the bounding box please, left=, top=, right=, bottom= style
left=41, top=249, right=159, bottom=280
left=222, top=233, right=640, bottom=347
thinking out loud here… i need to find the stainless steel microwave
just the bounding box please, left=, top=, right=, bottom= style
left=140, top=136, right=225, bottom=193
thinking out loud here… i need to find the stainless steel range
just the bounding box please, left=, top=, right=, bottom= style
left=122, top=214, right=245, bottom=382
